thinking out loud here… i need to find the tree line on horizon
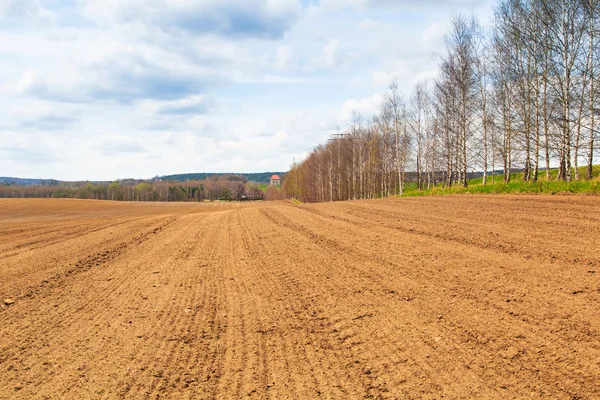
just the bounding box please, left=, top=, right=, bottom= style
left=0, top=175, right=275, bottom=202
left=283, top=0, right=599, bottom=203
left=158, top=172, right=284, bottom=183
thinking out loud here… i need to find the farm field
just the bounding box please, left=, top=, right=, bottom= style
left=1, top=197, right=600, bottom=399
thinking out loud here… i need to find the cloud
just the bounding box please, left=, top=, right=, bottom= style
left=90, top=136, right=147, bottom=154
left=4, top=105, right=79, bottom=132
left=17, top=114, right=77, bottom=131
left=15, top=53, right=226, bottom=103
left=0, top=0, right=57, bottom=23
left=88, top=57, right=217, bottom=102
left=253, top=131, right=278, bottom=138
left=0, top=143, right=60, bottom=162
left=320, top=0, right=487, bottom=9
left=275, top=46, right=294, bottom=71
left=186, top=117, right=239, bottom=140
left=322, top=40, right=340, bottom=69
left=422, top=20, right=450, bottom=45
left=133, top=96, right=223, bottom=132
left=16, top=69, right=46, bottom=96
left=83, top=0, right=302, bottom=39
left=155, top=95, right=218, bottom=115
left=341, top=94, right=383, bottom=120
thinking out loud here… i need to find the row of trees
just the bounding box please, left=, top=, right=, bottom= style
left=0, top=176, right=266, bottom=202
left=159, top=172, right=284, bottom=183
left=284, top=0, right=599, bottom=203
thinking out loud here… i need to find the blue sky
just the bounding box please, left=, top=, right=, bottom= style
left=0, top=0, right=494, bottom=181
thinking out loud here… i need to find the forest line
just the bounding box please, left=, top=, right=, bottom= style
left=0, top=175, right=283, bottom=202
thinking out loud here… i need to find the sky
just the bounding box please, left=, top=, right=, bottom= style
left=0, top=0, right=494, bottom=181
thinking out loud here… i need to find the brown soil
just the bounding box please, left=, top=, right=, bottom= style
left=1, top=196, right=599, bottom=399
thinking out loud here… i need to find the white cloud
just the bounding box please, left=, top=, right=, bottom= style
left=16, top=69, right=41, bottom=95
left=83, top=0, right=302, bottom=39
left=149, top=95, right=219, bottom=115
left=14, top=48, right=227, bottom=103
left=320, top=0, right=488, bottom=10
left=341, top=94, right=383, bottom=121
left=322, top=40, right=340, bottom=69
left=275, top=46, right=294, bottom=71
left=90, top=136, right=148, bottom=154
left=0, top=0, right=57, bottom=22
left=422, top=20, right=450, bottom=45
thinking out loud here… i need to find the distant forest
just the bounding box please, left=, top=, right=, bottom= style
left=158, top=172, right=284, bottom=183
left=0, top=177, right=59, bottom=186
left=0, top=174, right=285, bottom=202
left=1, top=172, right=284, bottom=187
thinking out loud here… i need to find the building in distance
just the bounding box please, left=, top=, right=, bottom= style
left=270, top=174, right=281, bottom=186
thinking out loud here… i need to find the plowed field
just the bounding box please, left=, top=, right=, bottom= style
left=1, top=196, right=600, bottom=399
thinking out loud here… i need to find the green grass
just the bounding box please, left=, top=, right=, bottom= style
left=402, top=165, right=600, bottom=197
left=465, top=165, right=600, bottom=186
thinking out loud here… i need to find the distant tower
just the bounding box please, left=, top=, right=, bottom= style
left=270, top=174, right=281, bottom=186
